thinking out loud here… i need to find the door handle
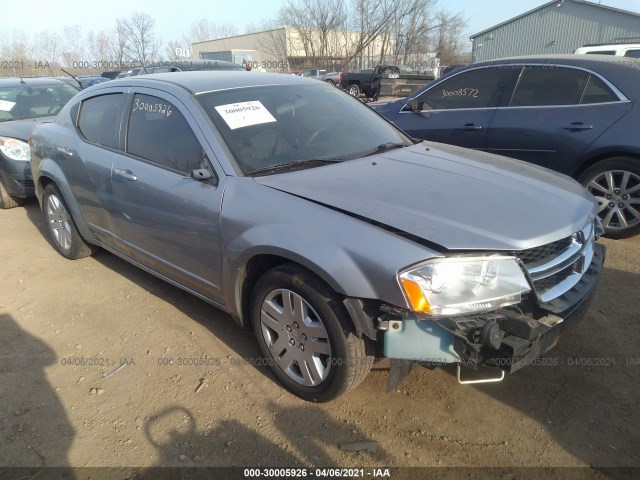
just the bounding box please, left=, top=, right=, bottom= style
left=463, top=123, right=482, bottom=131
left=563, top=122, right=594, bottom=131
left=115, top=168, right=138, bottom=181
left=55, top=146, right=73, bottom=158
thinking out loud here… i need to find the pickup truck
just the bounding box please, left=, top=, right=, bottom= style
left=340, top=65, right=400, bottom=101
left=297, top=68, right=342, bottom=86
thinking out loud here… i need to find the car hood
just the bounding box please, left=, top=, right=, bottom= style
left=0, top=116, right=56, bottom=141
left=253, top=142, right=596, bottom=251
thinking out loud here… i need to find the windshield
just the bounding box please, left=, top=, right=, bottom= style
left=0, top=83, right=78, bottom=122
left=197, top=83, right=412, bottom=175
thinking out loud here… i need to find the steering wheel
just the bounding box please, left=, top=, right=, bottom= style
left=47, top=105, right=63, bottom=115
left=306, top=127, right=333, bottom=146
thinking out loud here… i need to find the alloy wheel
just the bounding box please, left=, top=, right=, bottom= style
left=46, top=193, right=73, bottom=251
left=586, top=169, right=640, bottom=232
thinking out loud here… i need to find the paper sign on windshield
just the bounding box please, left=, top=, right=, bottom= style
left=215, top=101, right=276, bottom=130
left=0, top=100, right=16, bottom=111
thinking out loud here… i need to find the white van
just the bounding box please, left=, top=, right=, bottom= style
left=574, top=43, right=640, bottom=58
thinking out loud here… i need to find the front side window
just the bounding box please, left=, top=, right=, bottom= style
left=197, top=83, right=412, bottom=175
left=510, top=67, right=588, bottom=107
left=78, top=93, right=125, bottom=148
left=624, top=50, right=640, bottom=58
left=126, top=94, right=204, bottom=174
left=585, top=50, right=616, bottom=55
left=416, top=67, right=516, bottom=110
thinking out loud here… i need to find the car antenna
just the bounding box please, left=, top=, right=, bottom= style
left=20, top=77, right=26, bottom=84
left=60, top=68, right=83, bottom=89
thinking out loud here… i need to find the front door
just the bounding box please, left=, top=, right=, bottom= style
left=112, top=90, right=225, bottom=301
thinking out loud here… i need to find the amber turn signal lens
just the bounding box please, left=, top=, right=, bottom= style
left=400, top=278, right=431, bottom=313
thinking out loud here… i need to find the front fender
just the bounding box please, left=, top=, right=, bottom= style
left=219, top=178, right=442, bottom=320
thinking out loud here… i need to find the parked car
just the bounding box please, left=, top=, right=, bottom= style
left=574, top=42, right=640, bottom=58
left=30, top=72, right=604, bottom=402
left=116, top=68, right=142, bottom=79
left=340, top=65, right=400, bottom=100
left=297, top=68, right=342, bottom=86
left=135, top=60, right=245, bottom=75
left=372, top=54, right=640, bottom=238
left=77, top=76, right=110, bottom=88
left=0, top=77, right=78, bottom=208
left=101, top=71, right=121, bottom=80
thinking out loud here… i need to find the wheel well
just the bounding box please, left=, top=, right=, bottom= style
left=38, top=176, right=55, bottom=206
left=573, top=152, right=640, bottom=179
left=238, top=254, right=350, bottom=332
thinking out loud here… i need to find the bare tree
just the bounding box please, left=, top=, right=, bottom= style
left=0, top=30, right=31, bottom=76
left=120, top=13, right=161, bottom=66
left=60, top=25, right=86, bottom=70
left=188, top=18, right=238, bottom=43
left=32, top=31, right=62, bottom=69
left=431, top=11, right=468, bottom=65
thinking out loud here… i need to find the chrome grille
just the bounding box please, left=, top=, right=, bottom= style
left=518, top=223, right=595, bottom=303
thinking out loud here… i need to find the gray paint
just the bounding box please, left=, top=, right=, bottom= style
left=471, top=0, right=640, bottom=63
left=30, top=72, right=597, bottom=326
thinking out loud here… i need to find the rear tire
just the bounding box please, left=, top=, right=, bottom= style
left=0, top=181, right=25, bottom=209
left=42, top=184, right=97, bottom=259
left=348, top=84, right=361, bottom=97
left=578, top=157, right=640, bottom=238
left=250, top=264, right=373, bottom=402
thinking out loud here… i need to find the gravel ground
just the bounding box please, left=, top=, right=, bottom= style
left=0, top=199, right=638, bottom=479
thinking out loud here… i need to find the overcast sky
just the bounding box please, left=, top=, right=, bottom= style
left=7, top=0, right=640, bottom=48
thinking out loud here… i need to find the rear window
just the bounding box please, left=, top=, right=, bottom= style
left=78, top=93, right=125, bottom=148
left=580, top=74, right=619, bottom=104
left=510, top=67, right=588, bottom=107
left=0, top=83, right=78, bottom=122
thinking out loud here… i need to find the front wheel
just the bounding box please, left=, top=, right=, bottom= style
left=250, top=264, right=373, bottom=402
left=42, top=184, right=97, bottom=259
left=579, top=157, right=640, bottom=238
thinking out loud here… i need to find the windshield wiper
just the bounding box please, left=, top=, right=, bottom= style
left=363, top=142, right=410, bottom=157
left=246, top=158, right=344, bottom=176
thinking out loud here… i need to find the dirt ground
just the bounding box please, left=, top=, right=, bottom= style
left=1, top=199, right=639, bottom=479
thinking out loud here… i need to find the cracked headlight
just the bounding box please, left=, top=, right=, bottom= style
left=0, top=137, right=30, bottom=162
left=398, top=256, right=531, bottom=317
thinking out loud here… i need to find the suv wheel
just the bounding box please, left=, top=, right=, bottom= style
left=43, top=184, right=97, bottom=259
left=579, top=157, right=640, bottom=238
left=250, top=264, right=373, bottom=402
left=0, top=181, right=25, bottom=209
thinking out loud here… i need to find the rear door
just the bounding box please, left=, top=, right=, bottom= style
left=111, top=89, right=226, bottom=301
left=72, top=89, right=128, bottom=248
left=393, top=66, right=518, bottom=149
left=484, top=66, right=631, bottom=174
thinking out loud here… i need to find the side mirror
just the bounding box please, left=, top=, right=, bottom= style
left=410, top=98, right=420, bottom=112
left=191, top=168, right=212, bottom=181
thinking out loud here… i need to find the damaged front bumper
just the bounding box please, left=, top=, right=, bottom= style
left=381, top=243, right=605, bottom=389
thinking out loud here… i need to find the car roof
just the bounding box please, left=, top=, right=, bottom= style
left=90, top=70, right=320, bottom=95
left=472, top=53, right=640, bottom=69
left=0, top=77, right=78, bottom=87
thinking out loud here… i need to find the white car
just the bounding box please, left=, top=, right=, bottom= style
left=574, top=43, right=640, bottom=58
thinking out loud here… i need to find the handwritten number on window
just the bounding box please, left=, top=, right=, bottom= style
left=132, top=98, right=173, bottom=118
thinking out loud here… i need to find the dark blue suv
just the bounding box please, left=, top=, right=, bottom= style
left=373, top=55, right=640, bottom=238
